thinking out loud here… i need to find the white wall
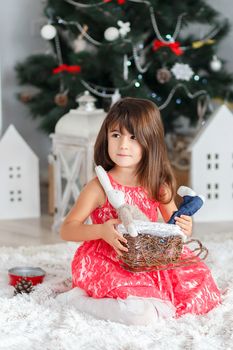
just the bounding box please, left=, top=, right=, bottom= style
left=0, top=57, right=2, bottom=134
left=0, top=1, right=232, bottom=182
left=207, top=0, right=233, bottom=72
left=0, top=0, right=49, bottom=181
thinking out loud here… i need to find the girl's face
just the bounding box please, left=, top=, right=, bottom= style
left=107, top=126, right=142, bottom=170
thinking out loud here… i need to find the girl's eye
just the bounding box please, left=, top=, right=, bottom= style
left=112, top=133, right=120, bottom=138
left=130, top=135, right=137, bottom=140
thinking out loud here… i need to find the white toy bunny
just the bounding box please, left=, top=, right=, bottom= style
left=95, top=166, right=149, bottom=237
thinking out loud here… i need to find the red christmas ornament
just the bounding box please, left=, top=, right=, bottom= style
left=52, top=64, right=81, bottom=74
left=152, top=39, right=184, bottom=56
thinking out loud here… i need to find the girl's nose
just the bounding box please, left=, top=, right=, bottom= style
left=120, top=136, right=129, bottom=149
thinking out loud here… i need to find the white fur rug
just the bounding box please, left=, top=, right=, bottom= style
left=0, top=233, right=232, bottom=350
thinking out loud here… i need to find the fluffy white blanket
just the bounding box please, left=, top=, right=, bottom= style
left=0, top=233, right=232, bottom=350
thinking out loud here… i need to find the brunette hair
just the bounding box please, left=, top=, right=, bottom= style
left=94, top=97, right=176, bottom=203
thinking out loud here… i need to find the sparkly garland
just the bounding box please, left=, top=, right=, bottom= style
left=80, top=79, right=136, bottom=98
left=80, top=79, right=208, bottom=110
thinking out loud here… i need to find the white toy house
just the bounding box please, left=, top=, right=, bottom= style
left=188, top=104, right=233, bottom=222
left=0, top=125, right=40, bottom=219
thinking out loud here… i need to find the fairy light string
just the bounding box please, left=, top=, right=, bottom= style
left=158, top=84, right=208, bottom=110
left=63, top=0, right=187, bottom=43
left=51, top=28, right=209, bottom=108
left=51, top=1, right=212, bottom=108
left=52, top=22, right=208, bottom=109
left=63, top=0, right=220, bottom=48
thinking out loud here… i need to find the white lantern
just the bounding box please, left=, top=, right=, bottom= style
left=50, top=91, right=106, bottom=231
left=55, top=91, right=105, bottom=138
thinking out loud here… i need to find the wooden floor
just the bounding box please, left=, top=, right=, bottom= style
left=0, top=185, right=232, bottom=247
left=0, top=215, right=63, bottom=247
left=0, top=184, right=63, bottom=247
left=0, top=214, right=233, bottom=247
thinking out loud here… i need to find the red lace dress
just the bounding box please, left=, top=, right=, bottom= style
left=72, top=174, right=221, bottom=317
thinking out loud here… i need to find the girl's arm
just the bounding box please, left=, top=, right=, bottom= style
left=60, top=178, right=128, bottom=256
left=159, top=198, right=177, bottom=223
left=159, top=187, right=193, bottom=236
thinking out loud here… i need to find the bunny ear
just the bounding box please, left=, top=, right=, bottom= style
left=95, top=166, right=113, bottom=193
left=177, top=186, right=196, bottom=197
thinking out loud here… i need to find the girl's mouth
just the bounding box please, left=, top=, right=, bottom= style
left=117, top=154, right=131, bottom=157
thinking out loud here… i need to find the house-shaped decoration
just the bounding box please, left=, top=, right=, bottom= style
left=188, top=104, right=233, bottom=222
left=0, top=125, right=40, bottom=219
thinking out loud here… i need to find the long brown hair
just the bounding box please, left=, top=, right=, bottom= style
left=94, top=97, right=176, bottom=203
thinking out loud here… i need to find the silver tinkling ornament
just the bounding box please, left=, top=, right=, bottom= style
left=40, top=24, right=57, bottom=40
left=171, top=63, right=194, bottom=81
left=209, top=55, right=222, bottom=72
left=104, top=27, right=119, bottom=41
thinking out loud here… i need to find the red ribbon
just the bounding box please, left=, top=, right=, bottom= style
left=103, top=0, right=126, bottom=4
left=152, top=39, right=184, bottom=56
left=52, top=64, right=81, bottom=74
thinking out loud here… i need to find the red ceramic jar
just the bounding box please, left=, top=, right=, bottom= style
left=8, top=267, right=46, bottom=286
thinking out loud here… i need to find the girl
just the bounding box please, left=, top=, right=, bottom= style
left=58, top=97, right=221, bottom=325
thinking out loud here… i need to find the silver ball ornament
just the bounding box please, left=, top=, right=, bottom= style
left=104, top=27, right=119, bottom=41
left=40, top=24, right=57, bottom=40
left=210, top=55, right=222, bottom=72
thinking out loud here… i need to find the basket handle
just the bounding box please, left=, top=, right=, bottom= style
left=184, top=238, right=208, bottom=261
left=142, top=238, right=209, bottom=271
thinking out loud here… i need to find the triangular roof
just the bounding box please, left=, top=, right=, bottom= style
left=0, top=124, right=38, bottom=159
left=188, top=104, right=233, bottom=151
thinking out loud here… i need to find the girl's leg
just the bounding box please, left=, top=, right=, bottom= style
left=56, top=288, right=175, bottom=326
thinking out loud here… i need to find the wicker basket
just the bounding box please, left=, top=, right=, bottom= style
left=118, top=221, right=208, bottom=272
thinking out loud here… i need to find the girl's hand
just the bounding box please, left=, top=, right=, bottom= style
left=175, top=215, right=192, bottom=237
left=101, top=219, right=128, bottom=256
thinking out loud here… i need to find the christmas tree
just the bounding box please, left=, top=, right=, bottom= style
left=16, top=0, right=233, bottom=134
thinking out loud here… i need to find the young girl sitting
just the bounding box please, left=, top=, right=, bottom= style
left=58, top=97, right=221, bottom=325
